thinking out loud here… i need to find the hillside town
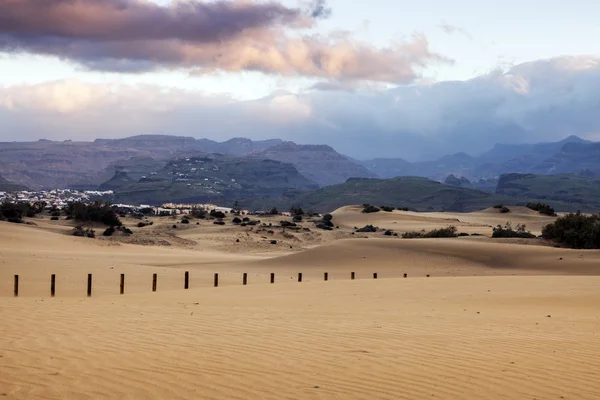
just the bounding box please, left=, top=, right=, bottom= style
left=0, top=189, right=291, bottom=216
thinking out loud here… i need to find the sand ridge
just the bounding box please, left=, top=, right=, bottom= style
left=1, top=277, right=599, bottom=399
left=1, top=206, right=600, bottom=399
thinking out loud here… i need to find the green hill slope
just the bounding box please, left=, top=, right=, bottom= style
left=113, top=154, right=319, bottom=205
left=290, top=176, right=592, bottom=213
left=496, top=173, right=600, bottom=210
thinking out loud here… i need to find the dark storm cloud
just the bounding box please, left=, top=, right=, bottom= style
left=0, top=0, right=445, bottom=81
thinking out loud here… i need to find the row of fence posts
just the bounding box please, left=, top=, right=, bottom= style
left=12, top=271, right=423, bottom=297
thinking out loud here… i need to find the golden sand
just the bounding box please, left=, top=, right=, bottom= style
left=1, top=206, right=599, bottom=399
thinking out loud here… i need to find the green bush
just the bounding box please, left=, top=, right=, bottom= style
left=191, top=208, right=207, bottom=219
left=402, top=226, right=458, bottom=239
left=323, top=214, right=333, bottom=221
left=381, top=206, right=394, bottom=212
left=542, top=212, right=600, bottom=249
left=65, top=202, right=121, bottom=227
left=290, top=207, right=304, bottom=216
left=492, top=222, right=536, bottom=238
left=527, top=202, right=557, bottom=216
left=500, top=206, right=510, bottom=214
left=356, top=225, right=377, bottom=233
left=1, top=201, right=34, bottom=222
left=362, top=204, right=380, bottom=213
left=210, top=210, right=226, bottom=219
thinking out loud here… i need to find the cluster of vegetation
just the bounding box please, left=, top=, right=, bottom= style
left=315, top=213, right=334, bottom=230
left=492, top=222, right=536, bottom=238
left=362, top=204, right=380, bottom=213
left=137, top=221, right=154, bottom=228
left=380, top=206, right=394, bottom=212
left=542, top=212, right=600, bottom=249
left=356, top=225, right=378, bottom=233
left=493, top=204, right=510, bottom=213
left=527, top=202, right=557, bottom=216
left=210, top=210, right=226, bottom=219
left=402, top=226, right=458, bottom=239
left=191, top=208, right=207, bottom=219
left=73, top=226, right=95, bottom=238
left=290, top=206, right=304, bottom=216
left=103, top=226, right=133, bottom=237
left=65, top=202, right=121, bottom=227
left=0, top=201, right=44, bottom=223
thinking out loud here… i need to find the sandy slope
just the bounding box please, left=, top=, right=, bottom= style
left=2, top=206, right=600, bottom=399
left=332, top=205, right=558, bottom=235
left=1, top=277, right=599, bottom=399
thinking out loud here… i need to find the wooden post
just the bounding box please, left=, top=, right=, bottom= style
left=243, top=273, right=248, bottom=286
left=426, top=274, right=430, bottom=278
left=51, top=274, right=56, bottom=297
left=298, top=272, right=302, bottom=283
left=324, top=272, right=328, bottom=281
left=403, top=273, right=407, bottom=278
left=87, top=274, right=92, bottom=297
left=152, top=273, right=157, bottom=292
left=184, top=271, right=189, bottom=289
left=373, top=272, right=378, bottom=279
left=351, top=272, right=355, bottom=280
left=14, top=275, right=18, bottom=297
left=270, top=273, right=275, bottom=284
left=120, top=274, right=125, bottom=295
left=214, top=273, right=219, bottom=287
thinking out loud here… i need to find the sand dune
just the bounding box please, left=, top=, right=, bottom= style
left=1, top=277, right=599, bottom=399
left=332, top=205, right=558, bottom=235
left=2, top=206, right=600, bottom=399
left=245, top=238, right=600, bottom=277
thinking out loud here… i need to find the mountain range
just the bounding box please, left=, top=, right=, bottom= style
left=1, top=134, right=600, bottom=212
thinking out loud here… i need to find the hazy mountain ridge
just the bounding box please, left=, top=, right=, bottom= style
left=0, top=136, right=285, bottom=190
left=360, top=135, right=600, bottom=181
left=250, top=141, right=375, bottom=187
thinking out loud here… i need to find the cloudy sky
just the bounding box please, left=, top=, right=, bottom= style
left=1, top=0, right=599, bottom=160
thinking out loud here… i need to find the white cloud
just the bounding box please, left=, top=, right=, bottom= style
left=1, top=55, right=600, bottom=160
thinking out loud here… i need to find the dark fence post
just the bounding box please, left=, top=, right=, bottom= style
left=51, top=274, right=56, bottom=297
left=403, top=273, right=408, bottom=278
left=351, top=272, right=355, bottom=280
left=120, top=274, right=125, bottom=295
left=152, top=273, right=157, bottom=292
left=87, top=274, right=92, bottom=297
left=214, top=273, right=219, bottom=287
left=14, top=275, right=18, bottom=297
left=426, top=274, right=430, bottom=278
left=298, top=273, right=302, bottom=283
left=373, top=273, right=378, bottom=279
left=184, top=271, right=189, bottom=289
left=270, top=273, right=275, bottom=284
left=243, top=273, right=248, bottom=286
left=324, top=272, right=328, bottom=281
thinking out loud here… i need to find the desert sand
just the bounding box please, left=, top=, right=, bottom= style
left=1, top=206, right=599, bottom=399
